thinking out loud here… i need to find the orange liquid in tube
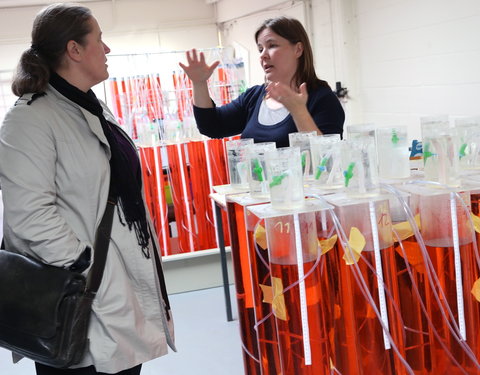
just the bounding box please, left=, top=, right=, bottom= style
left=424, top=243, right=480, bottom=374
left=336, top=245, right=396, bottom=375
left=266, top=213, right=331, bottom=375
left=390, top=236, right=432, bottom=374
left=226, top=201, right=261, bottom=375
left=245, top=211, right=283, bottom=375
left=420, top=192, right=480, bottom=374
left=326, top=199, right=400, bottom=374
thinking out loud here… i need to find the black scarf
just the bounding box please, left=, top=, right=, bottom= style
left=49, top=73, right=150, bottom=257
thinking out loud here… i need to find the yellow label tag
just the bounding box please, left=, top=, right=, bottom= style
left=271, top=277, right=287, bottom=321
left=319, top=234, right=338, bottom=255
left=254, top=224, right=267, bottom=250
left=471, top=212, right=480, bottom=234
left=392, top=214, right=421, bottom=242
left=343, top=227, right=365, bottom=265
left=395, top=240, right=425, bottom=274
left=259, top=284, right=273, bottom=304
left=471, top=278, right=480, bottom=302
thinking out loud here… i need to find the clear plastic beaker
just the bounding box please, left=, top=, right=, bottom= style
left=375, top=126, right=411, bottom=179
left=246, top=142, right=276, bottom=199
left=226, top=138, right=254, bottom=188
left=341, top=139, right=380, bottom=197
left=420, top=116, right=459, bottom=186
left=455, top=117, right=480, bottom=171
left=346, top=123, right=375, bottom=140
left=265, top=147, right=305, bottom=210
left=288, top=131, right=317, bottom=181
left=309, top=134, right=343, bottom=190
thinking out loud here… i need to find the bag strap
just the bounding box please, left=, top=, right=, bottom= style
left=85, top=189, right=117, bottom=295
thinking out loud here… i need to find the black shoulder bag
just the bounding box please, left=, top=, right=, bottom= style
left=0, top=194, right=117, bottom=368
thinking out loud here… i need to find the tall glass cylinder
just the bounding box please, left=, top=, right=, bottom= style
left=309, top=134, right=343, bottom=190
left=246, top=142, right=276, bottom=199
left=265, top=147, right=305, bottom=210
left=245, top=206, right=283, bottom=375
left=388, top=192, right=432, bottom=374
left=375, top=126, right=411, bottom=179
left=326, top=195, right=400, bottom=375
left=288, top=131, right=317, bottom=181
left=226, top=138, right=254, bottom=188
left=420, top=116, right=460, bottom=186
left=417, top=188, right=480, bottom=373
left=341, top=139, right=380, bottom=197
left=249, top=200, right=333, bottom=375
left=226, top=195, right=262, bottom=375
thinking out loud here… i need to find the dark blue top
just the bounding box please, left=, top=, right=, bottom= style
left=193, top=84, right=345, bottom=147
left=110, top=123, right=141, bottom=184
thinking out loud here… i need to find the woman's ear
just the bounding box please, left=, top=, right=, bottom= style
left=65, top=40, right=82, bottom=62
left=295, top=42, right=304, bottom=58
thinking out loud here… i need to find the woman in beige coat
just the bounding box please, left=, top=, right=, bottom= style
left=0, top=3, right=175, bottom=374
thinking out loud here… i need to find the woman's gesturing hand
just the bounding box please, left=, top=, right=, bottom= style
left=265, top=81, right=309, bottom=113
left=179, top=48, right=220, bottom=84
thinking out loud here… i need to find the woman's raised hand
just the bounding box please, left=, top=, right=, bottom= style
left=179, top=49, right=220, bottom=84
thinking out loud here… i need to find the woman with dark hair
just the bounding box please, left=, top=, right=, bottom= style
left=0, top=3, right=175, bottom=375
left=180, top=16, right=345, bottom=147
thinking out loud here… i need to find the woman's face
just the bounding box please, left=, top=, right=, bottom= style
left=77, top=17, right=111, bottom=88
left=257, top=27, right=302, bottom=87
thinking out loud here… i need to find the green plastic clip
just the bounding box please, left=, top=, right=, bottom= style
left=459, top=143, right=468, bottom=159
left=391, top=129, right=399, bottom=145
left=301, top=152, right=307, bottom=169
left=315, top=157, right=329, bottom=180
left=269, top=173, right=288, bottom=188
left=252, top=159, right=264, bottom=182
left=423, top=143, right=435, bottom=165
left=343, top=162, right=355, bottom=187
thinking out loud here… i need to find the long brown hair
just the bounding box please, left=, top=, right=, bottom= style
left=255, top=16, right=329, bottom=90
left=11, top=3, right=92, bottom=96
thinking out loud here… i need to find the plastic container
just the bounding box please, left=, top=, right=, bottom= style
left=309, top=134, right=343, bottom=190
left=375, top=126, right=411, bottom=179
left=341, top=139, right=380, bottom=197
left=288, top=131, right=318, bottom=181
left=226, top=138, right=254, bottom=188
left=246, top=142, right=276, bottom=199
left=455, top=117, right=480, bottom=171
left=265, top=147, right=305, bottom=210
left=420, top=115, right=460, bottom=186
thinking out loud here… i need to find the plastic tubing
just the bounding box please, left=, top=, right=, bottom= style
left=251, top=212, right=323, bottom=332
left=382, top=182, right=479, bottom=371
left=383, top=182, right=472, bottom=371
left=306, top=193, right=415, bottom=375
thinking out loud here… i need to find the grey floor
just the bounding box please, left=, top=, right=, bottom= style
left=1, top=190, right=245, bottom=375
left=0, top=285, right=244, bottom=375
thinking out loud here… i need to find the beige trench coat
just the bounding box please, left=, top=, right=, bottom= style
left=0, top=85, right=175, bottom=373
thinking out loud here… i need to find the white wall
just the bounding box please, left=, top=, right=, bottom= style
left=217, top=2, right=305, bottom=87
left=2, top=0, right=479, bottom=142
left=216, top=0, right=341, bottom=89
left=0, top=0, right=218, bottom=71
left=216, top=0, right=480, bottom=141
left=352, top=0, right=480, bottom=141
left=0, top=0, right=218, bottom=119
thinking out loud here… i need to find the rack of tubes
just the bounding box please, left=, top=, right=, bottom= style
left=219, top=120, right=480, bottom=375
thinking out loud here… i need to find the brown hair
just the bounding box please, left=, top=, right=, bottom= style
left=11, top=3, right=92, bottom=96
left=254, top=16, right=329, bottom=90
